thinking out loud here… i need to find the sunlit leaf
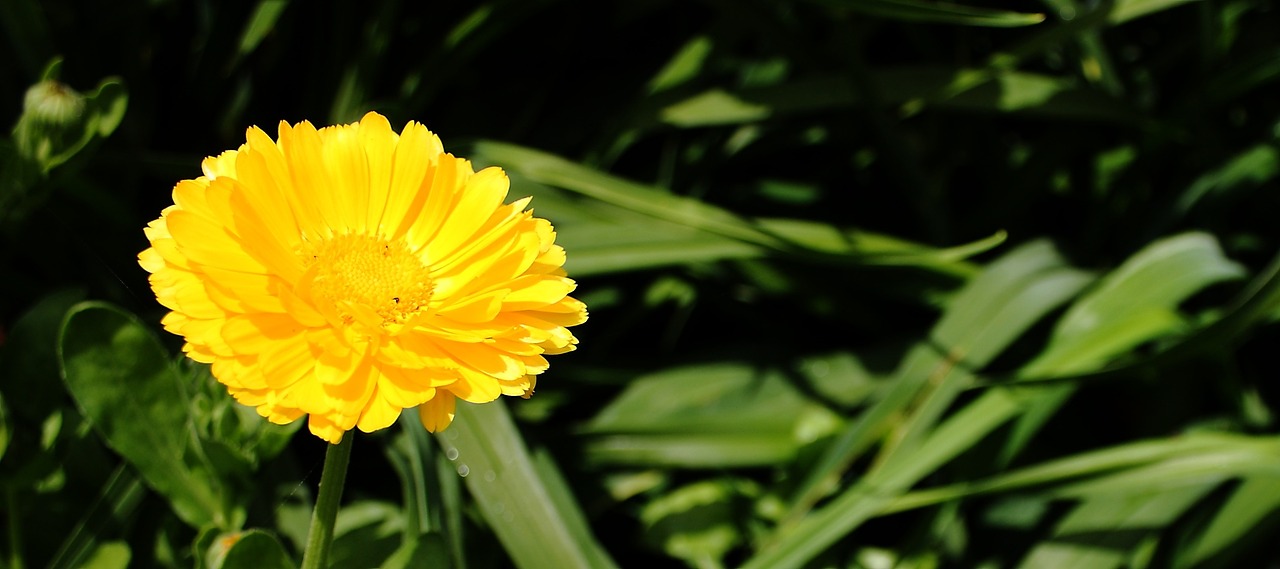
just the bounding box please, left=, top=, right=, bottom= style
left=661, top=89, right=771, bottom=127
left=236, top=0, right=290, bottom=60
left=1174, top=476, right=1280, bottom=568
left=58, top=302, right=228, bottom=529
left=78, top=541, right=130, bottom=569
left=437, top=401, right=620, bottom=569
left=583, top=361, right=840, bottom=468
left=1016, top=485, right=1212, bottom=569
left=641, top=479, right=748, bottom=566
left=1107, top=0, right=1205, bottom=24
left=649, top=36, right=714, bottom=93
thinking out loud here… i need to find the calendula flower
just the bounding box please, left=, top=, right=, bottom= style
left=140, top=112, right=586, bottom=443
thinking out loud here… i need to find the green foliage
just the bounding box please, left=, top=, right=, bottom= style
left=2, top=0, right=1280, bottom=567
left=59, top=302, right=233, bottom=529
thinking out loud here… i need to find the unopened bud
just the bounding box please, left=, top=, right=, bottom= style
left=23, top=80, right=85, bottom=127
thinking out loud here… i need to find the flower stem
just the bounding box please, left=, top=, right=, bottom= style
left=301, top=431, right=354, bottom=569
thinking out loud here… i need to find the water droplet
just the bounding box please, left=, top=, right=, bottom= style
left=457, top=464, right=470, bottom=477
left=445, top=447, right=459, bottom=461
left=483, top=470, right=496, bottom=482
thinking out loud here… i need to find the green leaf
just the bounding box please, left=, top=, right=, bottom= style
left=530, top=447, right=618, bottom=569
left=1016, top=485, right=1213, bottom=569
left=1003, top=233, right=1245, bottom=463
left=1174, top=144, right=1279, bottom=218
left=877, top=433, right=1280, bottom=520
left=784, top=240, right=1091, bottom=522
left=648, top=35, right=713, bottom=93
left=1107, top=0, right=1205, bottom=24
left=645, top=68, right=1137, bottom=128
left=210, top=530, right=295, bottom=569
left=473, top=141, right=999, bottom=275
left=48, top=466, right=146, bottom=569
left=641, top=479, right=748, bottom=567
left=810, top=0, right=1046, bottom=27
left=386, top=410, right=466, bottom=569
left=559, top=218, right=764, bottom=277
left=661, top=89, right=771, bottom=127
left=582, top=361, right=839, bottom=468
left=743, top=388, right=1031, bottom=569
left=382, top=532, right=453, bottom=569
left=437, top=400, right=619, bottom=569
left=1174, top=476, right=1280, bottom=568
left=328, top=501, right=405, bottom=569
left=472, top=140, right=788, bottom=250
left=1035, top=233, right=1245, bottom=369
left=236, top=0, right=290, bottom=60
left=751, top=241, right=1098, bottom=569
left=57, top=301, right=227, bottom=529
left=78, top=541, right=130, bottom=569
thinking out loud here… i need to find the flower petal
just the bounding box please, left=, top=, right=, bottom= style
left=419, top=390, right=456, bottom=432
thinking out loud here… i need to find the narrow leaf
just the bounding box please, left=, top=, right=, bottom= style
left=438, top=400, right=619, bottom=569
left=812, top=0, right=1046, bottom=27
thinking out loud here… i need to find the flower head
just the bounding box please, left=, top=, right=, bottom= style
left=140, top=112, right=586, bottom=443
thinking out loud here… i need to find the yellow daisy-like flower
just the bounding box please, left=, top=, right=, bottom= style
left=139, top=112, right=586, bottom=443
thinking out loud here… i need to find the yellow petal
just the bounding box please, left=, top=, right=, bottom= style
left=436, top=289, right=506, bottom=323
left=165, top=210, right=270, bottom=274
left=307, top=413, right=346, bottom=444
left=246, top=125, right=327, bottom=238
left=260, top=333, right=317, bottom=390
left=232, top=144, right=302, bottom=249
left=221, top=313, right=306, bottom=355
left=404, top=155, right=465, bottom=248
left=419, top=390, right=456, bottom=432
left=321, top=123, right=370, bottom=232
left=357, top=112, right=396, bottom=232
left=281, top=120, right=341, bottom=236
left=440, top=341, right=525, bottom=381
left=356, top=383, right=403, bottom=433
left=447, top=366, right=503, bottom=403
left=502, top=275, right=577, bottom=310
left=423, top=166, right=509, bottom=262
left=378, top=365, right=449, bottom=406
left=381, top=121, right=442, bottom=238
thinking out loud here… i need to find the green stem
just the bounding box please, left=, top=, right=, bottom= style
left=301, top=431, right=354, bottom=569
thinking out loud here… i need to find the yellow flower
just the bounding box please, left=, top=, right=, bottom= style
left=139, top=112, right=586, bottom=443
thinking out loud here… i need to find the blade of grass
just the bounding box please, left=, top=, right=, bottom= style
left=1016, top=485, right=1213, bottom=569
left=783, top=240, right=1090, bottom=523
left=437, top=400, right=618, bottom=569
left=743, top=388, right=1029, bottom=569
left=999, top=233, right=1245, bottom=464
left=880, top=433, right=1280, bottom=514
left=472, top=140, right=1004, bottom=271
left=1174, top=476, right=1280, bottom=568
left=809, top=0, right=1046, bottom=27
left=48, top=465, right=146, bottom=569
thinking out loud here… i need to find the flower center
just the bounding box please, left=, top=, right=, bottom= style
left=302, top=234, right=433, bottom=327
